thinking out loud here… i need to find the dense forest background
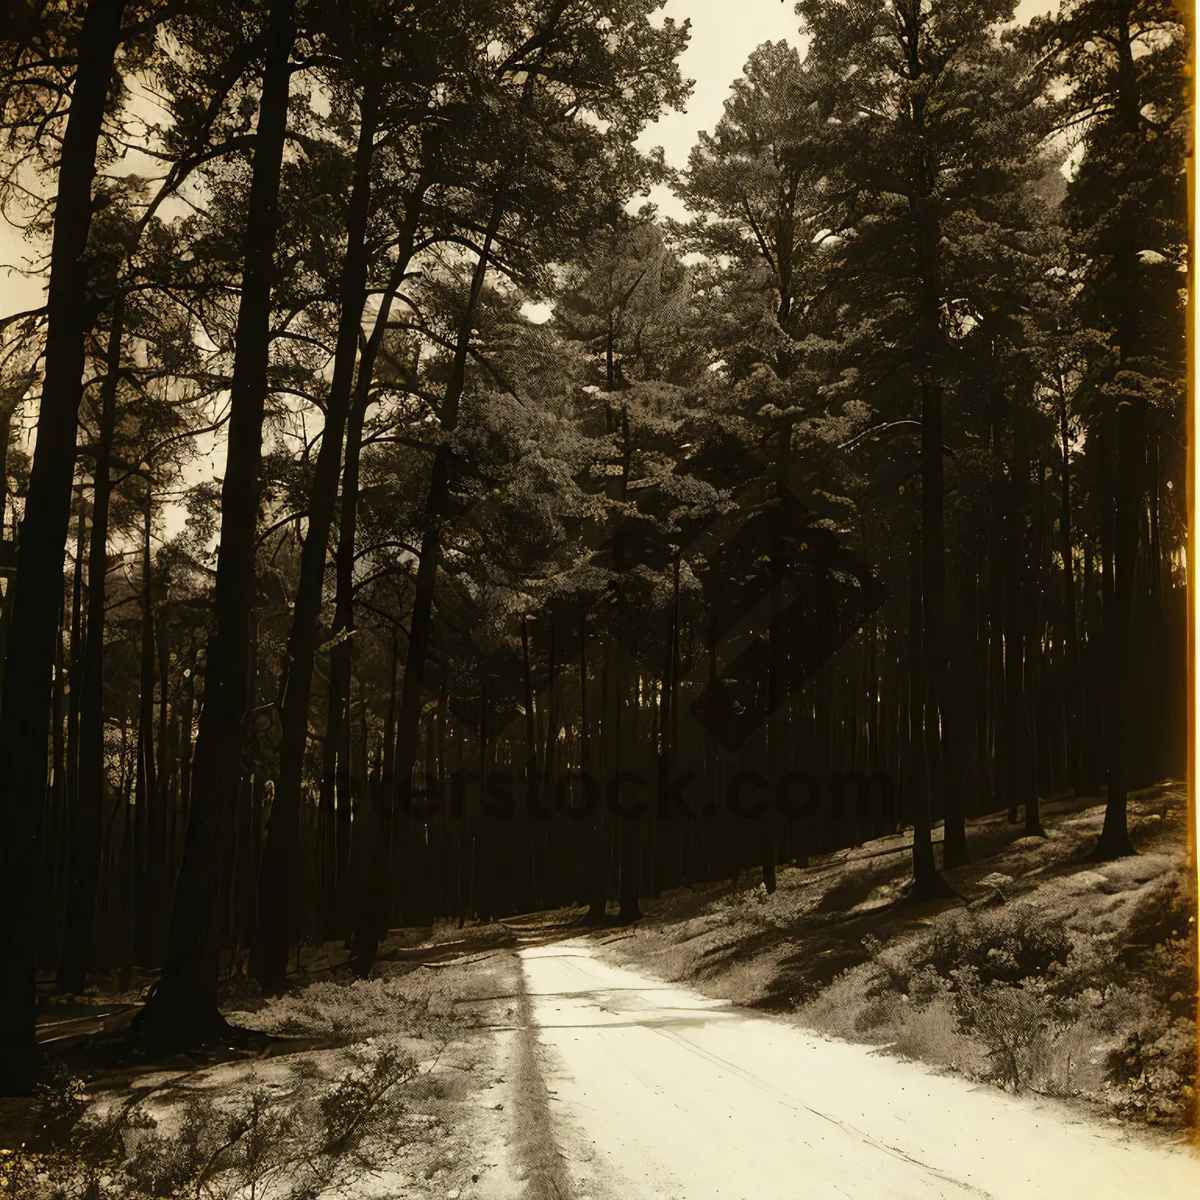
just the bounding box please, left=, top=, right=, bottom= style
left=0, top=0, right=1187, bottom=1095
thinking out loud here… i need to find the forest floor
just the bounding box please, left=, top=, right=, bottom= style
left=492, top=785, right=1200, bottom=1199
left=8, top=933, right=533, bottom=1198
left=585, top=783, right=1199, bottom=1130
left=6, top=785, right=1196, bottom=1198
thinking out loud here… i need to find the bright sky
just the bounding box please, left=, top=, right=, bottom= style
left=639, top=0, right=805, bottom=165
left=636, top=0, right=1053, bottom=217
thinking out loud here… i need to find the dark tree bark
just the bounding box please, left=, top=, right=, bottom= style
left=133, top=487, right=159, bottom=965
left=760, top=426, right=790, bottom=891
left=320, top=184, right=429, bottom=938
left=662, top=554, right=684, bottom=887
left=0, top=395, right=17, bottom=693
left=47, top=598, right=69, bottom=958
left=350, top=204, right=501, bottom=974
left=1092, top=3, right=1143, bottom=860
left=1093, top=383, right=1142, bottom=859
left=580, top=616, right=607, bottom=925
left=914, top=368, right=955, bottom=889
left=137, top=0, right=297, bottom=1044
left=1057, top=374, right=1081, bottom=792
left=57, top=300, right=123, bottom=996
left=0, top=395, right=13, bottom=537
left=350, top=443, right=450, bottom=971
left=615, top=651, right=643, bottom=924
left=251, top=85, right=380, bottom=993
left=905, top=6, right=953, bottom=899
left=521, top=613, right=539, bottom=911
left=65, top=508, right=86, bottom=867
left=156, top=606, right=175, bottom=945
left=940, top=543, right=975, bottom=869
left=0, top=0, right=127, bottom=1094
left=1079, top=538, right=1104, bottom=793
left=178, top=641, right=197, bottom=829
left=613, top=405, right=642, bottom=921
left=1003, top=428, right=1042, bottom=836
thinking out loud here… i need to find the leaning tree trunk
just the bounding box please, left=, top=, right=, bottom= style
left=250, top=86, right=380, bottom=993
left=320, top=182, right=430, bottom=939
left=350, top=204, right=501, bottom=974
left=137, top=0, right=297, bottom=1045
left=350, top=444, right=451, bottom=972
left=0, top=0, right=127, bottom=1095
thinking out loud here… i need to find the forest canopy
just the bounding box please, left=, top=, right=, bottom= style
left=0, top=0, right=1187, bottom=1096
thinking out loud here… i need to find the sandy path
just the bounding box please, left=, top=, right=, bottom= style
left=518, top=941, right=1200, bottom=1200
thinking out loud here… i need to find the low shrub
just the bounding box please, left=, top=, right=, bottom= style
left=951, top=970, right=1077, bottom=1093
left=4, top=1040, right=426, bottom=1199
left=923, top=904, right=1071, bottom=987
left=797, top=866, right=1197, bottom=1125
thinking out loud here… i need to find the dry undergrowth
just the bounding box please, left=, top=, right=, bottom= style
left=5, top=950, right=521, bottom=1199
left=600, top=788, right=1198, bottom=1130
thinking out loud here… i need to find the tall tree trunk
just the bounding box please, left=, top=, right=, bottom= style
left=321, top=184, right=429, bottom=938
left=581, top=615, right=607, bottom=924
left=1094, top=385, right=1142, bottom=858
left=350, top=204, right=501, bottom=973
left=1058, top=376, right=1080, bottom=792
left=133, top=487, right=159, bottom=965
left=47, top=511, right=85, bottom=964
left=0, top=395, right=13, bottom=537
left=46, top=598, right=68, bottom=966
left=251, top=86, right=380, bottom=993
left=940, top=542, right=974, bottom=868
left=907, top=13, right=952, bottom=899
left=175, top=641, right=197, bottom=875
left=1092, top=0, right=1144, bottom=859
left=350, top=444, right=450, bottom=971
left=156, top=607, right=175, bottom=950
left=913, top=343, right=951, bottom=886
left=57, top=299, right=123, bottom=996
left=0, top=395, right=16, bottom=695
left=615, top=652, right=643, bottom=923
left=138, top=0, right=297, bottom=1044
left=1079, top=539, right=1104, bottom=792
left=65, top=509, right=86, bottom=871
left=763, top=428, right=788, bottom=892
left=1004, top=421, right=1041, bottom=834
left=521, top=614, right=539, bottom=912
left=0, top=0, right=127, bottom=1093
left=662, top=555, right=683, bottom=890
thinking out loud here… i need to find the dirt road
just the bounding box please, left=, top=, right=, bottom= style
left=517, top=941, right=1199, bottom=1200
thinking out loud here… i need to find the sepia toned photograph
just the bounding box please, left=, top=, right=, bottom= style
left=0, top=0, right=1195, bottom=1196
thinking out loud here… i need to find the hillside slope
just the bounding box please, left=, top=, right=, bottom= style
left=596, top=786, right=1197, bottom=1131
